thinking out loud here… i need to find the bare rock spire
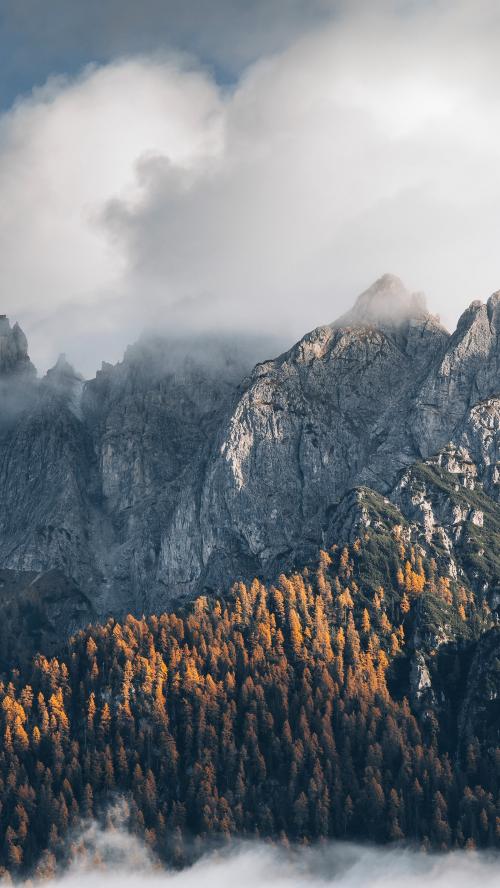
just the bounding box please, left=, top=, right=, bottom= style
left=0, top=316, right=36, bottom=377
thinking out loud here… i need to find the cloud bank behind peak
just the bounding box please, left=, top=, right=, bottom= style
left=2, top=2, right=500, bottom=375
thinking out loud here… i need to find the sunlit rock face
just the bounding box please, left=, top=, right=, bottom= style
left=413, top=292, right=500, bottom=457
left=163, top=276, right=445, bottom=592
left=1, top=275, right=500, bottom=619
left=159, top=274, right=500, bottom=599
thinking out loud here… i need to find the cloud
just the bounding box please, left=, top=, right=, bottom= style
left=25, top=822, right=500, bottom=888
left=0, top=57, right=224, bottom=372
left=2, top=1, right=500, bottom=374
left=0, top=0, right=339, bottom=105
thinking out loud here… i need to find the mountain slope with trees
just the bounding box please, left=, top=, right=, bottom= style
left=1, top=524, right=498, bottom=879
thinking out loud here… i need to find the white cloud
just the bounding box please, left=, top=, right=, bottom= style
left=0, top=57, right=223, bottom=372
left=27, top=825, right=500, bottom=888
left=2, top=1, right=500, bottom=374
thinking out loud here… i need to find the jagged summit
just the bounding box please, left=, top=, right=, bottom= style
left=44, top=353, right=82, bottom=385
left=335, top=274, right=438, bottom=330
left=0, top=316, right=36, bottom=377
left=0, top=277, right=499, bottom=619
left=42, top=354, right=84, bottom=419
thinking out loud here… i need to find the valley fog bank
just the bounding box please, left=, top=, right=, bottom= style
left=19, top=829, right=500, bottom=888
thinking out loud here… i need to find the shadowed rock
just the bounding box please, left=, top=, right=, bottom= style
left=0, top=316, right=36, bottom=377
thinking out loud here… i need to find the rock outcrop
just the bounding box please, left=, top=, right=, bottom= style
left=0, top=315, right=35, bottom=378
left=0, top=316, right=37, bottom=435
left=0, top=330, right=276, bottom=614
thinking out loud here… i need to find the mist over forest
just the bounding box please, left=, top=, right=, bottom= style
left=23, top=822, right=500, bottom=888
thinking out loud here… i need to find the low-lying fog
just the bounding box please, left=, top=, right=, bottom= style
left=17, top=819, right=500, bottom=888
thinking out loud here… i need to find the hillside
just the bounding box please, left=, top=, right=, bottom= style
left=0, top=525, right=498, bottom=878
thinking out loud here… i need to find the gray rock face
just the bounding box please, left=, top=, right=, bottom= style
left=0, top=330, right=276, bottom=616
left=80, top=335, right=263, bottom=612
left=0, top=316, right=35, bottom=378
left=1, top=274, right=500, bottom=621
left=390, top=396, right=500, bottom=602
left=159, top=274, right=499, bottom=598
left=0, top=366, right=98, bottom=597
left=412, top=293, right=500, bottom=456
left=0, top=316, right=37, bottom=435
left=410, top=650, right=436, bottom=711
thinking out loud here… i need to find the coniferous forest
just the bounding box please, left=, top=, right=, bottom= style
left=1, top=525, right=499, bottom=879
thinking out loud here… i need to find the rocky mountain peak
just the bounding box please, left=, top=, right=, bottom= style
left=335, top=273, right=433, bottom=330
left=44, top=353, right=81, bottom=386
left=0, top=277, right=499, bottom=622
left=487, top=290, right=500, bottom=323
left=42, top=353, right=84, bottom=419
left=0, top=316, right=36, bottom=377
left=453, top=290, right=500, bottom=339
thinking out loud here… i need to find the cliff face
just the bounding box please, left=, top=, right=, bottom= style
left=0, top=316, right=35, bottom=378
left=0, top=316, right=37, bottom=436
left=80, top=335, right=260, bottom=612
left=412, top=293, right=500, bottom=457
left=0, top=331, right=270, bottom=615
left=159, top=276, right=500, bottom=599
left=1, top=275, right=500, bottom=623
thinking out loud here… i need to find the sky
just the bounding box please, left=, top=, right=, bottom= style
left=1, top=0, right=500, bottom=375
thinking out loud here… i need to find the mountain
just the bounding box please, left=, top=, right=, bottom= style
left=160, top=275, right=500, bottom=602
left=1, top=277, right=500, bottom=876
left=0, top=330, right=279, bottom=616
left=1, top=275, right=500, bottom=624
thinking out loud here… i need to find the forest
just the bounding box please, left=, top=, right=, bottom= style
left=0, top=526, right=499, bottom=879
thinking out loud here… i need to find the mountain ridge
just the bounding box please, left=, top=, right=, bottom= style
left=0, top=275, right=499, bottom=622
